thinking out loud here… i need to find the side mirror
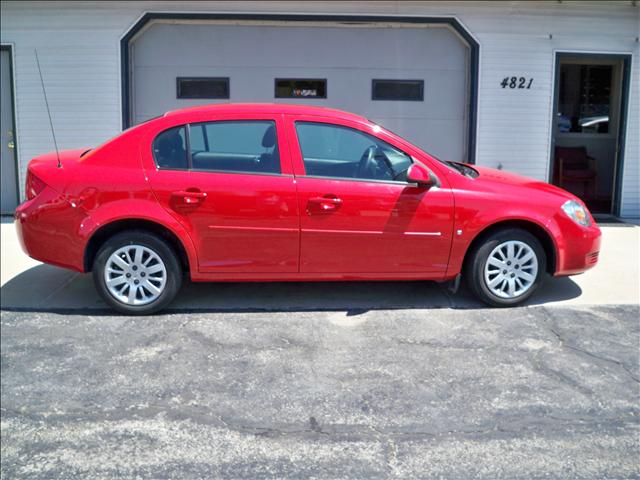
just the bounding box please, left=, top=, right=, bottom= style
left=406, top=163, right=438, bottom=188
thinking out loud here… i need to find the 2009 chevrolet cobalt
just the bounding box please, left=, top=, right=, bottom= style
left=15, top=104, right=601, bottom=314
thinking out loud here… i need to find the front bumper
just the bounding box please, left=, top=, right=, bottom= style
left=550, top=211, right=602, bottom=276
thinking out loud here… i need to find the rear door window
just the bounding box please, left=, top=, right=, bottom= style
left=189, top=121, right=280, bottom=174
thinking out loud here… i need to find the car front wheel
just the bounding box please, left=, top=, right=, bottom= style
left=467, top=228, right=546, bottom=307
left=93, top=231, right=182, bottom=314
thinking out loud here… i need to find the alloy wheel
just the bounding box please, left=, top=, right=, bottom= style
left=104, top=245, right=167, bottom=306
left=483, top=240, right=538, bottom=299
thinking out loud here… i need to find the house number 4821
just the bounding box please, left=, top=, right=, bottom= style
left=501, top=77, right=533, bottom=89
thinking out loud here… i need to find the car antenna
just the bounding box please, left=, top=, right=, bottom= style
left=34, top=49, right=61, bottom=168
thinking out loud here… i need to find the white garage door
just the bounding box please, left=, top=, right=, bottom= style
left=130, top=21, right=470, bottom=162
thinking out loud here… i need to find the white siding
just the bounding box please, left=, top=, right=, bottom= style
left=1, top=0, right=638, bottom=218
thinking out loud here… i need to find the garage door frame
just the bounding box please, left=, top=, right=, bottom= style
left=120, top=13, right=480, bottom=163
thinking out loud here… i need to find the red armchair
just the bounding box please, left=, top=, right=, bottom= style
left=554, top=146, right=597, bottom=200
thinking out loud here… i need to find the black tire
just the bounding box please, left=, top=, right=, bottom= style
left=93, top=230, right=182, bottom=315
left=466, top=228, right=546, bottom=307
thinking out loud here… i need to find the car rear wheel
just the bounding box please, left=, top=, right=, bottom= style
left=93, top=231, right=182, bottom=314
left=467, top=228, right=546, bottom=307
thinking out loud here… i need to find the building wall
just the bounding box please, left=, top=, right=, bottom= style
left=1, top=0, right=638, bottom=217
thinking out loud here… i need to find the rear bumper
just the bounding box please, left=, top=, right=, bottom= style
left=551, top=212, right=602, bottom=276
left=14, top=187, right=86, bottom=272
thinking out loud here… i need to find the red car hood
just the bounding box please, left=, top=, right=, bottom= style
left=470, top=165, right=577, bottom=202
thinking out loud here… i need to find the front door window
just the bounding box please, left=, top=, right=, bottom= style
left=295, top=122, right=413, bottom=182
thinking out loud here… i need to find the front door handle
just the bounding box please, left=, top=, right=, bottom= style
left=171, top=190, right=207, bottom=206
left=307, top=195, right=342, bottom=214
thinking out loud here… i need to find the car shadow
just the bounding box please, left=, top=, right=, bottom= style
left=0, top=264, right=584, bottom=315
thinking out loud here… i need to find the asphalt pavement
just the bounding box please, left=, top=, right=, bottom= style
left=1, top=219, right=639, bottom=478
left=1, top=305, right=639, bottom=479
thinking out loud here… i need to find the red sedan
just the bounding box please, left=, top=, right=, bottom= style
left=15, top=104, right=601, bottom=314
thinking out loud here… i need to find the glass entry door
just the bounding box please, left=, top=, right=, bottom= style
left=551, top=55, right=625, bottom=214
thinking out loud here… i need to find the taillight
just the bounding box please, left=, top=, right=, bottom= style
left=26, top=171, right=46, bottom=200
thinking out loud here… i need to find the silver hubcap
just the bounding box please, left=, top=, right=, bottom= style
left=104, top=245, right=167, bottom=306
left=484, top=240, right=538, bottom=299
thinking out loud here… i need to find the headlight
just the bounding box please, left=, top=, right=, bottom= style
left=561, top=200, right=591, bottom=226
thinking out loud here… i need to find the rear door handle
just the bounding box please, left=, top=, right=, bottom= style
left=307, top=195, right=342, bottom=214
left=171, top=190, right=207, bottom=205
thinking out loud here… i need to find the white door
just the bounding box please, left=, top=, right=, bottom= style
left=1, top=47, right=19, bottom=214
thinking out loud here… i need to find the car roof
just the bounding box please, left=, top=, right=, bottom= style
left=163, top=103, right=369, bottom=123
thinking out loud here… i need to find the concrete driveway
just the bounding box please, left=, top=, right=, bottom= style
left=1, top=219, right=639, bottom=478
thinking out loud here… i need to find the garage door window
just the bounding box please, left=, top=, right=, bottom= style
left=189, top=121, right=280, bottom=174
left=275, top=79, right=327, bottom=99
left=372, top=79, right=424, bottom=101
left=177, top=77, right=229, bottom=99
left=296, top=122, right=412, bottom=182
